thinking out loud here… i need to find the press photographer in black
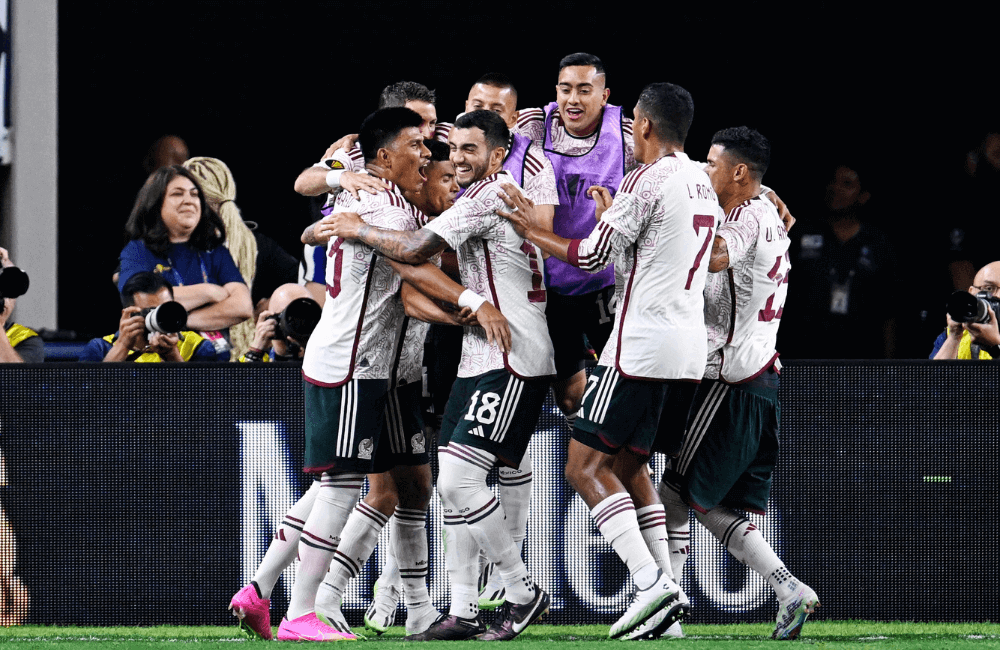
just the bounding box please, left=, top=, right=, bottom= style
left=931, top=261, right=1000, bottom=360
left=0, top=247, right=42, bottom=364
left=240, top=284, right=320, bottom=363
left=78, top=272, right=228, bottom=363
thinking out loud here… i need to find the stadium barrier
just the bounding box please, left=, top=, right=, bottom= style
left=0, top=362, right=996, bottom=625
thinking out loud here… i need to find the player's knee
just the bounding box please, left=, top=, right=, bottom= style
left=394, top=469, right=433, bottom=510
left=363, top=473, right=399, bottom=516
left=553, top=372, right=586, bottom=415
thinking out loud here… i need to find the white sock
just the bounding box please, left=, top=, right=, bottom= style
left=317, top=500, right=389, bottom=611
left=285, top=472, right=363, bottom=620
left=391, top=506, right=432, bottom=609
left=498, top=450, right=532, bottom=550
left=591, top=492, right=658, bottom=589
left=378, top=532, right=402, bottom=591
left=696, top=507, right=794, bottom=598
left=253, top=480, right=320, bottom=599
left=440, top=489, right=480, bottom=620
left=636, top=504, right=674, bottom=580
left=438, top=445, right=535, bottom=606
left=658, top=480, right=691, bottom=583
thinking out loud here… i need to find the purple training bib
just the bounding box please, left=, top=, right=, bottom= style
left=542, top=102, right=625, bottom=295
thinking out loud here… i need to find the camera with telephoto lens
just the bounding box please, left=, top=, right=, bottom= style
left=140, top=301, right=188, bottom=334
left=269, top=297, right=322, bottom=343
left=946, top=290, right=1000, bottom=324
left=0, top=266, right=29, bottom=301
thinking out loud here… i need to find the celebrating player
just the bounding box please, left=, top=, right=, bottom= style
left=320, top=110, right=556, bottom=641
left=273, top=107, right=492, bottom=642
left=657, top=126, right=819, bottom=640
left=498, top=82, right=721, bottom=639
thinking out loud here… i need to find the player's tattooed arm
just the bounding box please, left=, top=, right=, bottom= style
left=708, top=235, right=730, bottom=272
left=301, top=221, right=322, bottom=246
left=318, top=212, right=447, bottom=263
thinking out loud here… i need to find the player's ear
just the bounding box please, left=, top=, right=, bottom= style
left=491, top=146, right=506, bottom=168
left=734, top=163, right=749, bottom=183
left=601, top=87, right=610, bottom=106
left=376, top=147, right=391, bottom=169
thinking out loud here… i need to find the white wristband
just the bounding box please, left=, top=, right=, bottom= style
left=458, top=289, right=487, bottom=312
left=326, top=169, right=344, bottom=189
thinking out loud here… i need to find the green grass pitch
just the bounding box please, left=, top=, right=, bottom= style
left=1, top=622, right=998, bottom=649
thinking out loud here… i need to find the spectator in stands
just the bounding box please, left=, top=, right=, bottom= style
left=931, top=261, right=1000, bottom=360
left=0, top=247, right=43, bottom=363
left=79, top=272, right=227, bottom=362
left=781, top=162, right=897, bottom=359
left=118, top=165, right=253, bottom=357
left=182, top=157, right=297, bottom=360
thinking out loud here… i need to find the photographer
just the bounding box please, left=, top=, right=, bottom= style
left=0, top=247, right=42, bottom=364
left=78, top=272, right=228, bottom=363
left=931, top=261, right=1000, bottom=360
left=240, top=284, right=318, bottom=363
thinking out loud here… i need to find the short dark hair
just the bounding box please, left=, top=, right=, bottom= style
left=474, top=72, right=518, bottom=101
left=636, top=82, right=694, bottom=146
left=425, top=139, right=450, bottom=163
left=378, top=81, right=436, bottom=109
left=124, top=165, right=226, bottom=257
left=558, top=53, right=606, bottom=81
left=359, top=107, right=425, bottom=164
left=454, top=110, right=510, bottom=154
left=711, top=126, right=771, bottom=182
left=121, top=271, right=174, bottom=307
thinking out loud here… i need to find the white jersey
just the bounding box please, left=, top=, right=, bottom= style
left=424, top=170, right=555, bottom=380
left=570, top=152, right=724, bottom=380
left=302, top=179, right=422, bottom=386
left=704, top=196, right=790, bottom=383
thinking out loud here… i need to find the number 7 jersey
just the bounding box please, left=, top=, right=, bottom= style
left=571, top=152, right=723, bottom=381
left=703, top=196, right=790, bottom=382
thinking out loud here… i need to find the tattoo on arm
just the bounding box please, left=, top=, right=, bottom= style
left=356, top=225, right=447, bottom=264
left=301, top=223, right=319, bottom=246
left=708, top=235, right=730, bottom=273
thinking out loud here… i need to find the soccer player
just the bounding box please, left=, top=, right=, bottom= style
left=309, top=140, right=461, bottom=637
left=272, top=106, right=493, bottom=642
left=656, top=126, right=819, bottom=640
left=229, top=139, right=467, bottom=641
left=497, top=82, right=720, bottom=639
left=320, top=110, right=555, bottom=641
left=513, top=53, right=631, bottom=422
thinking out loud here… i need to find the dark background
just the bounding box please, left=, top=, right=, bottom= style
left=55, top=1, right=997, bottom=351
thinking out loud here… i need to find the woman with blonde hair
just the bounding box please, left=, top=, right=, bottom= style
left=182, top=157, right=258, bottom=359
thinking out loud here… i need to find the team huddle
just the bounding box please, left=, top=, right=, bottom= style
left=228, top=52, right=819, bottom=642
